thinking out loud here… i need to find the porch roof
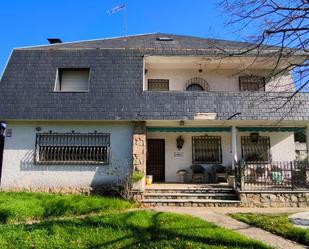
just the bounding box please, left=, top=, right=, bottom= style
left=146, top=127, right=231, bottom=132
left=146, top=126, right=305, bottom=133
left=237, top=127, right=305, bottom=132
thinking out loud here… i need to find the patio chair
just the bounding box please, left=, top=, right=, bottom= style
left=213, top=164, right=227, bottom=183
left=190, top=164, right=205, bottom=183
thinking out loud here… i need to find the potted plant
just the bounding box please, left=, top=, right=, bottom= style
left=226, top=167, right=235, bottom=188
left=131, top=171, right=145, bottom=191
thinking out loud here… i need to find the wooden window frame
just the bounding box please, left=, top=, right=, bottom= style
left=239, top=75, right=266, bottom=92
left=147, top=79, right=169, bottom=91
left=192, top=136, right=222, bottom=164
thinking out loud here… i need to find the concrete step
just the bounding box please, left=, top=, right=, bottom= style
left=145, top=188, right=235, bottom=194
left=144, top=192, right=238, bottom=200
left=142, top=198, right=241, bottom=207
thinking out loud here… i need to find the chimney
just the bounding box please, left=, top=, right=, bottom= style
left=47, top=38, right=62, bottom=44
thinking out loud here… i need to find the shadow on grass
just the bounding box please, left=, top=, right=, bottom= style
left=42, top=199, right=74, bottom=218
left=20, top=211, right=269, bottom=249
left=0, top=209, right=10, bottom=224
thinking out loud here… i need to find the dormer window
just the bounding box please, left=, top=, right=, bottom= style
left=239, top=75, right=265, bottom=91
left=54, top=68, right=90, bottom=92
left=185, top=77, right=210, bottom=91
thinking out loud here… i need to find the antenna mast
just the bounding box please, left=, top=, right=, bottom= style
left=107, top=4, right=127, bottom=37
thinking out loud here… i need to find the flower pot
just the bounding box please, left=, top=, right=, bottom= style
left=227, top=175, right=236, bottom=188
left=132, top=177, right=145, bottom=192
left=146, top=175, right=153, bottom=186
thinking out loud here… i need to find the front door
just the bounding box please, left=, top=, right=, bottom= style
left=0, top=132, right=4, bottom=182
left=147, top=139, right=165, bottom=182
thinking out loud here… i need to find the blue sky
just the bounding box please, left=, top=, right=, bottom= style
left=0, top=0, right=247, bottom=74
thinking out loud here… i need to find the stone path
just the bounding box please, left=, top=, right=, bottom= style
left=289, top=212, right=309, bottom=229
left=152, top=206, right=307, bottom=249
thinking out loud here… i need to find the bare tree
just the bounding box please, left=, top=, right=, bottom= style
left=219, top=0, right=308, bottom=113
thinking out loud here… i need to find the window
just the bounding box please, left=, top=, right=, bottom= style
left=186, top=84, right=204, bottom=91
left=185, top=77, right=210, bottom=91
left=239, top=75, right=265, bottom=91
left=241, top=135, right=270, bottom=162
left=35, top=132, right=110, bottom=165
left=192, top=136, right=222, bottom=164
left=148, top=79, right=169, bottom=91
left=55, top=68, right=90, bottom=92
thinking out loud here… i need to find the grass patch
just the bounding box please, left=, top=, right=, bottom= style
left=0, top=211, right=270, bottom=249
left=230, top=213, right=309, bottom=246
left=0, top=192, right=134, bottom=224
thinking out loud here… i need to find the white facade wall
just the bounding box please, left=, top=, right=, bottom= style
left=147, top=131, right=296, bottom=182
left=145, top=68, right=293, bottom=92
left=1, top=122, right=133, bottom=189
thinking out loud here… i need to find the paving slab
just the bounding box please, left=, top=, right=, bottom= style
left=152, top=206, right=307, bottom=249
left=289, top=212, right=309, bottom=229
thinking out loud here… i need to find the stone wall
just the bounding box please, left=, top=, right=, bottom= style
left=132, top=122, right=147, bottom=193
left=239, top=191, right=309, bottom=207
left=132, top=122, right=147, bottom=174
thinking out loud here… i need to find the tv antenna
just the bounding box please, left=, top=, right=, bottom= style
left=107, top=4, right=127, bottom=37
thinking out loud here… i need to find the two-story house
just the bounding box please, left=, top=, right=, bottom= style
left=0, top=33, right=308, bottom=205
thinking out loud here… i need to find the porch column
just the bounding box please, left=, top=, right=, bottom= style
left=231, top=126, right=238, bottom=169
left=132, top=121, right=147, bottom=174
left=306, top=124, right=309, bottom=161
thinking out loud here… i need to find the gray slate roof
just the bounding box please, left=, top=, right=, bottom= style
left=0, top=33, right=308, bottom=121
left=20, top=33, right=283, bottom=55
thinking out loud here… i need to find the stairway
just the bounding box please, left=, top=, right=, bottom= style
left=142, top=184, right=240, bottom=207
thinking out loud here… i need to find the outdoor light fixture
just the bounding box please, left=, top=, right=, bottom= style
left=198, top=64, right=203, bottom=73
left=35, top=127, right=42, bottom=132
left=250, top=132, right=259, bottom=143
left=145, top=69, right=148, bottom=74
left=179, top=120, right=185, bottom=126
left=176, top=136, right=184, bottom=150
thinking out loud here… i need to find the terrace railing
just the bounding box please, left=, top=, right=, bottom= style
left=235, top=161, right=309, bottom=191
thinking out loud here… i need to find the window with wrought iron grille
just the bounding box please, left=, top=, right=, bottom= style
left=241, top=136, right=270, bottom=162
left=34, top=132, right=110, bottom=165
left=192, top=136, right=222, bottom=164
left=185, top=77, right=210, bottom=91
left=239, top=75, right=265, bottom=91
left=148, top=79, right=169, bottom=91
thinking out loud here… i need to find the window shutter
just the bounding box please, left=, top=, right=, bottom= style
left=60, top=69, right=89, bottom=91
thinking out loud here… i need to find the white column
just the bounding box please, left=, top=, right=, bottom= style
left=231, top=126, right=238, bottom=169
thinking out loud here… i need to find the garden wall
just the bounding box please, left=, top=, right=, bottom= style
left=239, top=191, right=309, bottom=207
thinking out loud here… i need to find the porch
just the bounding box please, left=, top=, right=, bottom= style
left=236, top=161, right=309, bottom=191
left=144, top=122, right=306, bottom=185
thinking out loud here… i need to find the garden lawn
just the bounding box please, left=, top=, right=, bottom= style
left=0, top=210, right=270, bottom=249
left=230, top=213, right=309, bottom=246
left=0, top=191, right=134, bottom=224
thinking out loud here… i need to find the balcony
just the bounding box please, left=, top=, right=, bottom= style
left=140, top=91, right=309, bottom=121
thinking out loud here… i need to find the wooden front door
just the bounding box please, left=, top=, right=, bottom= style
left=147, top=139, right=165, bottom=182
left=0, top=133, right=4, bottom=182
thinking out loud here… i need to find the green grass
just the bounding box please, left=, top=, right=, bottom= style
left=0, top=192, right=134, bottom=224
left=0, top=211, right=270, bottom=249
left=230, top=213, right=309, bottom=246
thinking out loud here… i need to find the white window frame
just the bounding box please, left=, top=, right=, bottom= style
left=54, top=68, right=90, bottom=92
